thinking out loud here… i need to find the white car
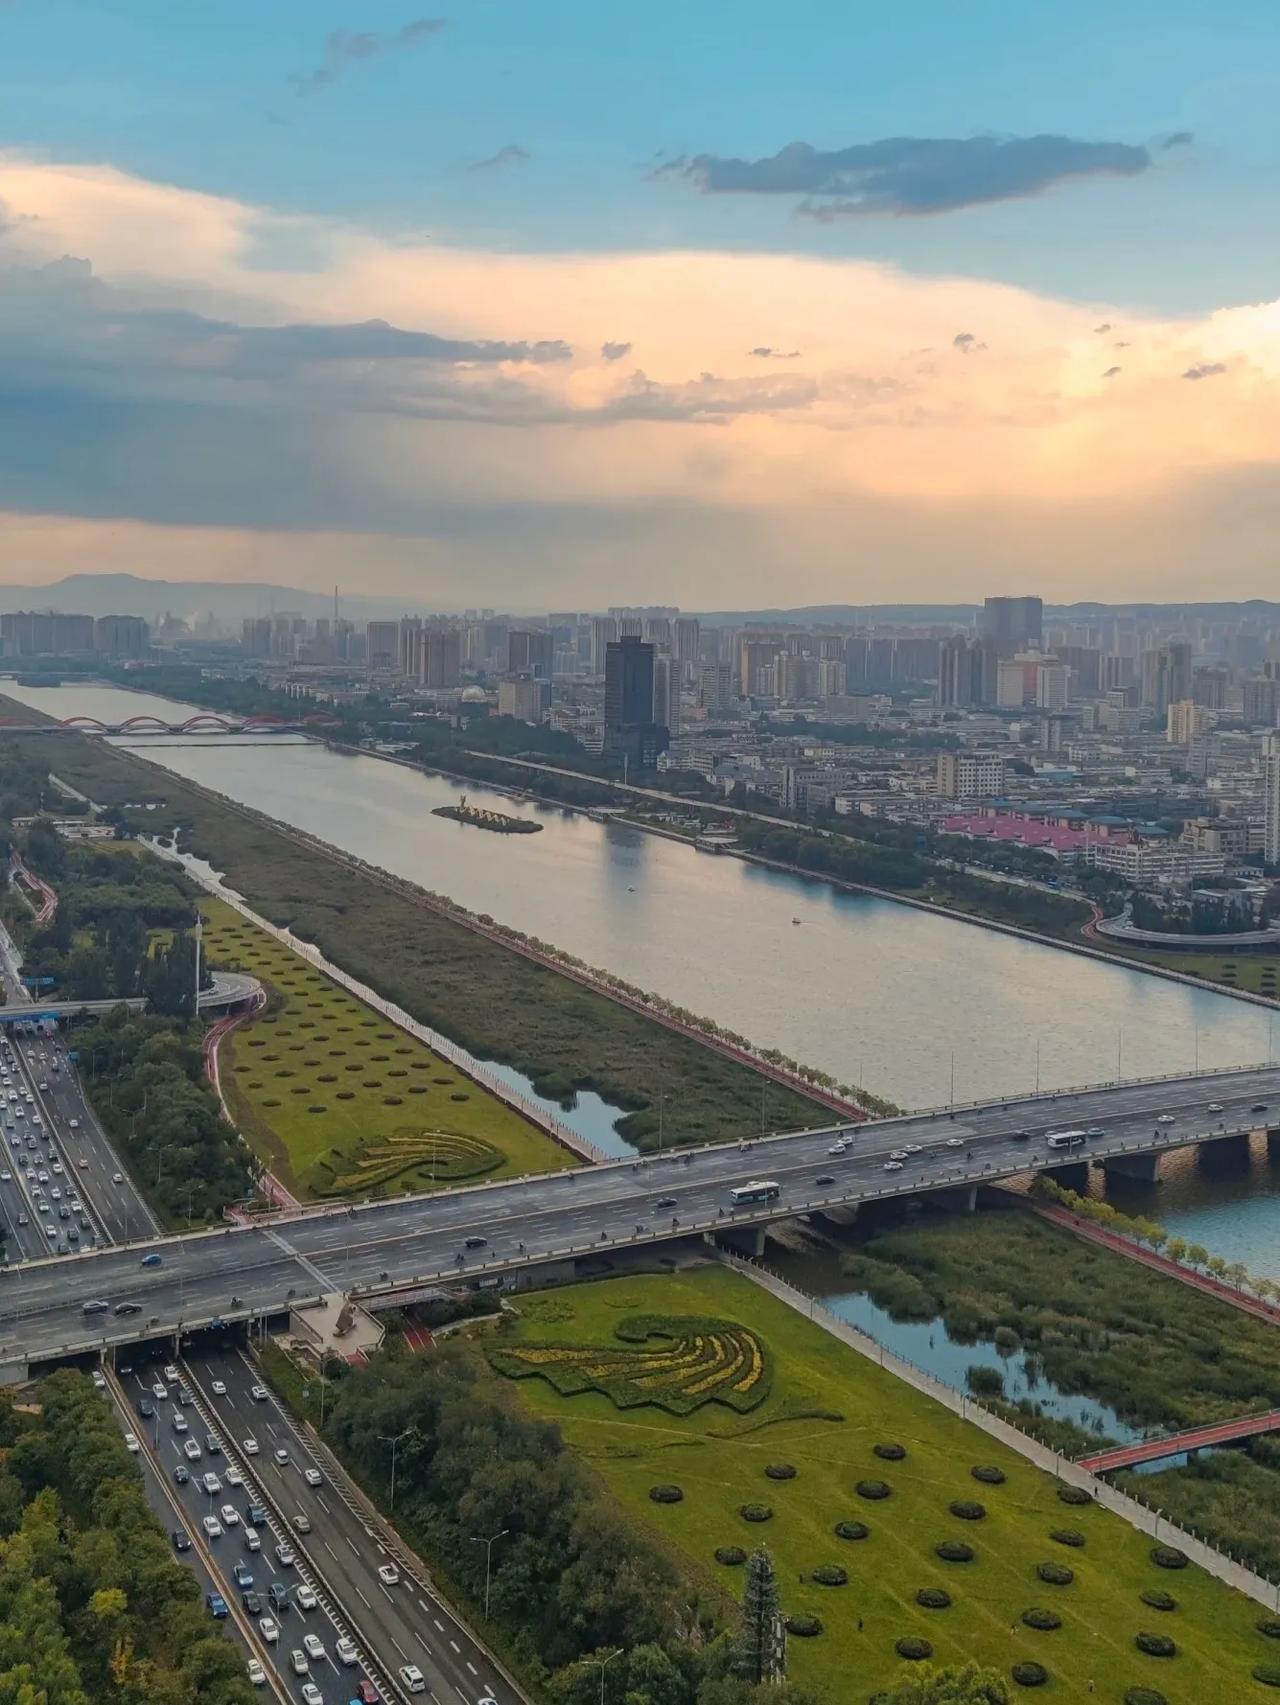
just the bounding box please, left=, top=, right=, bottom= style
left=225, top=1465, right=244, bottom=1487
left=242, top=1437, right=259, bottom=1455
left=246, top=1658, right=267, bottom=1687
left=259, top=1616, right=280, bottom=1644
left=290, top=1650, right=310, bottom=1677
left=202, top=1515, right=223, bottom=1539
left=219, top=1504, right=240, bottom=1526
left=123, top=1432, right=140, bottom=1453
left=888, top=1149, right=909, bottom=1161
left=303, top=1634, right=326, bottom=1662
left=377, top=1564, right=400, bottom=1587
left=251, top=1384, right=268, bottom=1402
left=301, top=1686, right=324, bottom=1705
left=274, top=1447, right=289, bottom=1465
left=69, top=1118, right=79, bottom=1130
left=51, top=1161, right=62, bottom=1175
left=399, top=1666, right=426, bottom=1695
left=201, top=1472, right=222, bottom=1495
left=1156, top=1113, right=1176, bottom=1125
left=78, top=1158, right=89, bottom=1170
left=945, top=1137, right=963, bottom=1148
left=163, top=1364, right=180, bottom=1381
left=91, top=1370, right=105, bottom=1390
left=111, top=1171, right=123, bottom=1184
left=883, top=1160, right=904, bottom=1172
left=1207, top=1102, right=1224, bottom=1113
left=827, top=1142, right=845, bottom=1156
left=304, top=1467, right=323, bottom=1487
left=152, top=1382, right=168, bottom=1401
left=183, top=1438, right=202, bottom=1461
left=335, top=1638, right=358, bottom=1666
left=296, top=1585, right=318, bottom=1612
left=211, top=1379, right=227, bottom=1396
left=244, top=1528, right=261, bottom=1552
left=276, top=1542, right=296, bottom=1567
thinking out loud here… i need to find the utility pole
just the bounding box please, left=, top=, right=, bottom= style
left=193, top=911, right=202, bottom=1017
left=469, top=1527, right=509, bottom=1617
left=378, top=1429, right=412, bottom=1509
left=596, top=1648, right=622, bottom=1705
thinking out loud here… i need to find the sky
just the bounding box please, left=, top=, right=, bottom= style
left=1, top=1, right=1279, bottom=610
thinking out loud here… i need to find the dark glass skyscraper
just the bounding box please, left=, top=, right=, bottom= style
left=604, top=635, right=667, bottom=767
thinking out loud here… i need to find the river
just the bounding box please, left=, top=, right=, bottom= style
left=6, top=677, right=1280, bottom=1267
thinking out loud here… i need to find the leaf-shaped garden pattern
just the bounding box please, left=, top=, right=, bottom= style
left=489, top=1313, right=770, bottom=1415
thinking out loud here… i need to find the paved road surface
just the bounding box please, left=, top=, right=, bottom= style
left=6, top=1062, right=1280, bottom=1366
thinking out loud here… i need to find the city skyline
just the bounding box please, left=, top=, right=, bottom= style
left=0, top=4, right=1277, bottom=604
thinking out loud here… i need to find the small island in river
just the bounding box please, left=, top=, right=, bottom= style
left=432, top=794, right=543, bottom=835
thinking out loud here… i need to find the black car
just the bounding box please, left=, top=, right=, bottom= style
left=173, top=1464, right=190, bottom=1485
left=1012, top=1129, right=1031, bottom=1142
left=241, top=1590, right=263, bottom=1616
left=1251, top=1103, right=1269, bottom=1115
left=463, top=1235, right=487, bottom=1249
left=814, top=1175, right=835, bottom=1187
left=138, top=1398, right=154, bottom=1419
left=115, top=1302, right=142, bottom=1316
left=205, top=1433, right=222, bottom=1455
left=654, top=1197, right=678, bottom=1210
left=171, top=1530, right=191, bottom=1553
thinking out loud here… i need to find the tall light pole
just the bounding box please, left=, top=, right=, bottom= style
left=378, top=1429, right=412, bottom=1509
left=470, top=1527, right=509, bottom=1617
left=597, top=1647, right=622, bottom=1705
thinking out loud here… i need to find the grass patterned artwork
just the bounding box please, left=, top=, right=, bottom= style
left=489, top=1313, right=770, bottom=1415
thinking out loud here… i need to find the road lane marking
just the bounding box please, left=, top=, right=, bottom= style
left=354, top=1585, right=371, bottom=1607
left=466, top=1661, right=477, bottom=1676
left=346, top=1537, right=361, bottom=1556
left=449, top=1640, right=460, bottom=1654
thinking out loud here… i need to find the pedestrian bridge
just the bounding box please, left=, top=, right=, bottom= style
left=1080, top=1408, right=1280, bottom=1474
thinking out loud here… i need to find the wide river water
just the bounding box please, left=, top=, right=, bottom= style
left=7, top=678, right=1280, bottom=1269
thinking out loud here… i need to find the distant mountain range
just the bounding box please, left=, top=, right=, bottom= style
left=1, top=575, right=1278, bottom=630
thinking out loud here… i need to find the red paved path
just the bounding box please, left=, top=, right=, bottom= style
left=1081, top=1408, right=1280, bottom=1473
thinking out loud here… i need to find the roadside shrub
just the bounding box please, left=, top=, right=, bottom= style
left=1021, top=1609, right=1061, bottom=1631
left=1050, top=1528, right=1085, bottom=1548
left=1057, top=1484, right=1092, bottom=1506
left=916, top=1588, right=951, bottom=1609
left=1123, top=1690, right=1169, bottom=1705
left=972, top=1465, right=1006, bottom=1485
left=1254, top=1668, right=1280, bottom=1689
left=1135, top=1633, right=1176, bottom=1657
left=764, top=1463, right=797, bottom=1480
left=1259, top=1618, right=1280, bottom=1639
left=1036, top=1562, right=1074, bottom=1586
left=856, top=1480, right=892, bottom=1500
left=895, top=1638, right=933, bottom=1661
left=949, top=1500, right=986, bottom=1521
left=714, top=1546, right=746, bottom=1566
left=935, top=1540, right=975, bottom=1563
left=1150, top=1546, right=1188, bottom=1571
left=873, top=1442, right=906, bottom=1461
left=1141, top=1591, right=1177, bottom=1612
left=739, top=1503, right=773, bottom=1522
left=649, top=1485, right=682, bottom=1504
left=786, top=1616, right=822, bottom=1637
left=834, top=1521, right=869, bottom=1541
left=1011, top=1663, right=1048, bottom=1687
left=809, top=1565, right=847, bottom=1587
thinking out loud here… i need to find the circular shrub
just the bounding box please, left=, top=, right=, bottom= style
left=382, top=1097, right=403, bottom=1106
left=714, top=1546, right=746, bottom=1566
left=318, top=1073, right=337, bottom=1083
left=1258, top=1618, right=1280, bottom=1639
left=856, top=1480, right=892, bottom=1501
left=949, top=1500, right=986, bottom=1521
left=450, top=1092, right=470, bottom=1102
left=1036, top=1562, right=1074, bottom=1586
left=1254, top=1669, right=1280, bottom=1689
left=648, top=1485, right=682, bottom=1504
left=739, top=1503, right=773, bottom=1523
left=895, top=1638, right=933, bottom=1661
left=1123, top=1690, right=1170, bottom=1705
left=262, top=1098, right=280, bottom=1108
left=916, top=1588, right=951, bottom=1610
left=307, top=1105, right=327, bottom=1114
left=1057, top=1484, right=1093, bottom=1506
left=1135, top=1632, right=1176, bottom=1658
left=1021, top=1608, right=1061, bottom=1631
left=935, top=1540, right=975, bottom=1563
left=336, top=1091, right=355, bottom=1101
left=764, top=1463, right=797, bottom=1480
left=1141, top=1590, right=1177, bottom=1612
left=971, top=1465, right=1006, bottom=1485
left=1150, top=1546, right=1188, bottom=1571
left=786, top=1615, right=822, bottom=1637
left=873, top=1442, right=906, bottom=1461
left=409, top=1086, right=427, bottom=1095
left=809, top=1565, right=847, bottom=1587
left=1011, top=1663, right=1048, bottom=1687
left=1050, top=1528, right=1086, bottom=1548
left=834, top=1520, right=869, bottom=1541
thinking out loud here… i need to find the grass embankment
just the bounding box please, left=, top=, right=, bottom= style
left=34, top=729, right=825, bottom=1149
left=1118, top=946, right=1280, bottom=999
left=200, top=898, right=573, bottom=1196
left=839, top=1208, right=1280, bottom=1579
left=491, top=1263, right=1268, bottom=1702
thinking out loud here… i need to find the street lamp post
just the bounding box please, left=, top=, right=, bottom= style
left=597, top=1647, right=622, bottom=1705
left=378, top=1428, right=412, bottom=1509
left=469, top=1527, right=509, bottom=1617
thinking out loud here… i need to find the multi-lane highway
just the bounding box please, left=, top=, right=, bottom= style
left=6, top=1060, right=1280, bottom=1368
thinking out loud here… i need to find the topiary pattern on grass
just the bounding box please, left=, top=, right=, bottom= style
left=873, top=1442, right=906, bottom=1461
left=935, top=1540, right=975, bottom=1563
left=786, top=1615, right=822, bottom=1637
left=1141, top=1591, right=1177, bottom=1612
left=971, top=1464, right=1006, bottom=1485
left=949, top=1500, right=986, bottom=1521
left=809, top=1565, right=847, bottom=1587
left=856, top=1480, right=892, bottom=1500
left=1050, top=1528, right=1086, bottom=1548
left=916, top=1588, right=951, bottom=1609
left=1036, top=1561, right=1073, bottom=1586
left=834, top=1520, right=869, bottom=1541
left=1057, top=1483, right=1093, bottom=1506
left=1151, top=1546, right=1188, bottom=1571
left=714, top=1546, right=746, bottom=1566
left=1123, top=1691, right=1169, bottom=1705
left=764, top=1463, right=796, bottom=1480
left=1135, top=1632, right=1177, bottom=1658
left=1011, top=1662, right=1048, bottom=1687
left=895, top=1637, right=933, bottom=1661
left=489, top=1314, right=770, bottom=1415
left=1259, top=1619, right=1280, bottom=1640
left=1254, top=1668, right=1280, bottom=1689
left=1021, top=1608, right=1061, bottom=1630
left=739, top=1503, right=773, bottom=1523
left=649, top=1485, right=683, bottom=1503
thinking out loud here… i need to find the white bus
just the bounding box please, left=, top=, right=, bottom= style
left=1046, top=1130, right=1087, bottom=1150
left=729, top=1179, right=781, bottom=1205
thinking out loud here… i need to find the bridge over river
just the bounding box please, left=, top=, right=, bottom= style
left=3, top=1060, right=1280, bottom=1377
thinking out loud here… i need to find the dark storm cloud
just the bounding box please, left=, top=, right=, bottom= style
left=293, top=18, right=446, bottom=95
left=659, top=133, right=1151, bottom=216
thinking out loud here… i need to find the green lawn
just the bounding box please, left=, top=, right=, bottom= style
left=201, top=899, right=576, bottom=1197
left=493, top=1263, right=1272, bottom=1702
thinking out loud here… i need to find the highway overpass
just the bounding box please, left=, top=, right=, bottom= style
left=0, top=972, right=259, bottom=1027
left=4, top=1060, right=1280, bottom=1375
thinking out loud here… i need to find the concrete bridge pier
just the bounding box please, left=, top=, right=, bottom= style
left=922, top=1184, right=977, bottom=1213
left=1100, top=1151, right=1160, bottom=1182
left=715, top=1224, right=768, bottom=1258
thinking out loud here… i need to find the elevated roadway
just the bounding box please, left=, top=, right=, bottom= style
left=4, top=1061, right=1280, bottom=1373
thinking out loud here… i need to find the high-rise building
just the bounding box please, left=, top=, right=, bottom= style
left=674, top=617, right=701, bottom=672
left=398, top=617, right=422, bottom=678
left=93, top=615, right=150, bottom=658
left=1265, top=731, right=1280, bottom=867
left=1193, top=667, right=1230, bottom=710
left=699, top=661, right=736, bottom=716
left=1242, top=678, right=1280, bottom=727
left=937, top=635, right=997, bottom=707
left=1035, top=661, right=1069, bottom=712
left=603, top=636, right=667, bottom=767
left=1167, top=700, right=1208, bottom=744
left=936, top=752, right=1007, bottom=801
left=508, top=629, right=555, bottom=679
left=366, top=621, right=399, bottom=669
left=981, top=596, right=1043, bottom=658
left=1140, top=643, right=1192, bottom=717
left=423, top=627, right=462, bottom=689
left=653, top=650, right=681, bottom=740
left=498, top=675, right=550, bottom=722
left=590, top=616, right=619, bottom=673
left=242, top=617, right=272, bottom=658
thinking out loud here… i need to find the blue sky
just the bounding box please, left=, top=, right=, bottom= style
left=0, top=1, right=1277, bottom=606
left=3, top=0, right=1278, bottom=309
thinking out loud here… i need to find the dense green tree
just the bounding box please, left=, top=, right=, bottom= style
left=735, top=1547, right=784, bottom=1685
left=873, top=1663, right=1009, bottom=1704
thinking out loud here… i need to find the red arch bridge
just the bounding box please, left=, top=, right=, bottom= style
left=0, top=712, right=341, bottom=735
